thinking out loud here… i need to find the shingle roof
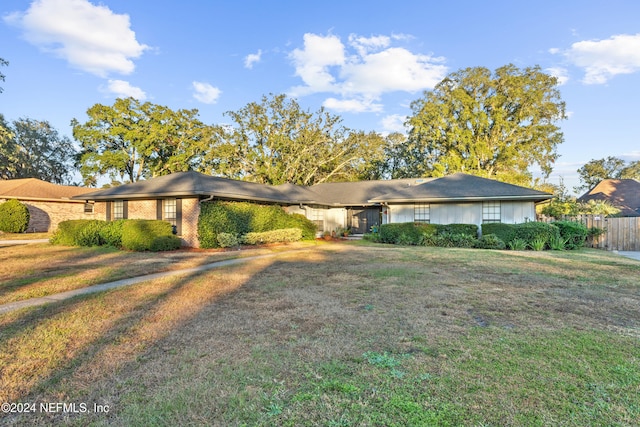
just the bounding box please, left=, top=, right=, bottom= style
left=369, top=173, right=552, bottom=203
left=73, top=171, right=318, bottom=204
left=0, top=178, right=94, bottom=201
left=310, top=178, right=435, bottom=206
left=577, top=179, right=640, bottom=216
left=72, top=171, right=552, bottom=205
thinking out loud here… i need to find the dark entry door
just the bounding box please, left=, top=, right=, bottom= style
left=349, top=207, right=380, bottom=234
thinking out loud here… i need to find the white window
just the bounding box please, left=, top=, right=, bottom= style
left=113, top=200, right=124, bottom=220
left=309, top=208, right=324, bottom=232
left=482, top=201, right=501, bottom=223
left=163, top=199, right=177, bottom=226
left=414, top=203, right=430, bottom=223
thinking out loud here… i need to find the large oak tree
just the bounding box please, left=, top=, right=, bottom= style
left=212, top=94, right=387, bottom=185
left=402, top=64, right=567, bottom=185
left=73, top=98, right=213, bottom=185
left=0, top=115, right=76, bottom=184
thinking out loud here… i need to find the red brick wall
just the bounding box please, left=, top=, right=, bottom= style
left=94, top=198, right=201, bottom=247
left=0, top=199, right=94, bottom=232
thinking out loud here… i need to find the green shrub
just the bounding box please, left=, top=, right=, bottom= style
left=50, top=220, right=99, bottom=246
left=75, top=220, right=107, bottom=247
left=281, top=213, right=317, bottom=240
left=475, top=234, right=506, bottom=250
left=514, top=222, right=560, bottom=249
left=481, top=223, right=516, bottom=246
left=507, top=238, right=528, bottom=251
left=198, top=202, right=316, bottom=248
left=242, top=228, right=303, bottom=245
left=121, top=220, right=179, bottom=251
left=548, top=235, right=567, bottom=251
left=0, top=199, right=30, bottom=233
left=528, top=236, right=547, bottom=251
left=436, top=223, right=478, bottom=237
left=379, top=223, right=432, bottom=245
left=99, top=220, right=126, bottom=248
left=552, top=221, right=588, bottom=250
left=150, top=235, right=182, bottom=251
left=216, top=233, right=239, bottom=248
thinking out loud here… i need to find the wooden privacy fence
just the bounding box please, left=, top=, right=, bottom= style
left=540, top=215, right=640, bottom=251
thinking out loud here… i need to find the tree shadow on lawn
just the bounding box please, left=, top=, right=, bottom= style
left=0, top=246, right=331, bottom=424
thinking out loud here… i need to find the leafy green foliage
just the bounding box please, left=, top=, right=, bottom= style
left=403, top=64, right=566, bottom=185
left=481, top=223, right=517, bottom=246
left=507, top=238, right=528, bottom=251
left=73, top=97, right=214, bottom=185
left=216, top=233, right=239, bottom=248
left=0, top=116, right=76, bottom=183
left=378, top=223, right=434, bottom=245
left=52, top=219, right=179, bottom=251
left=552, top=221, right=588, bottom=250
left=242, top=228, right=303, bottom=245
left=474, top=234, right=506, bottom=250
left=513, top=222, right=560, bottom=249
left=121, top=220, right=180, bottom=252
left=214, top=94, right=388, bottom=185
left=577, top=156, right=640, bottom=191
left=198, top=201, right=316, bottom=248
left=0, top=199, right=30, bottom=233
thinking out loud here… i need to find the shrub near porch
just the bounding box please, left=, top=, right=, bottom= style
left=197, top=201, right=316, bottom=248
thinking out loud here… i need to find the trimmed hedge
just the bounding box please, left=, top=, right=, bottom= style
left=481, top=223, right=516, bottom=246
left=552, top=221, right=588, bottom=250
left=198, top=201, right=316, bottom=248
left=242, top=228, right=303, bottom=245
left=121, top=220, right=181, bottom=252
left=0, top=199, right=31, bottom=233
left=378, top=223, right=435, bottom=245
left=51, top=219, right=180, bottom=251
left=513, top=222, right=560, bottom=250
left=50, top=220, right=101, bottom=246
left=378, top=223, right=478, bottom=246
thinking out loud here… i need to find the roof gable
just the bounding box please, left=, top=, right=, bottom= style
left=577, top=179, right=640, bottom=216
left=369, top=173, right=552, bottom=203
left=0, top=178, right=93, bottom=201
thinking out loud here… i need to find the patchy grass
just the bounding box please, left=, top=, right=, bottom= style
left=0, top=232, right=50, bottom=240
left=0, top=242, right=638, bottom=426
left=0, top=241, right=317, bottom=304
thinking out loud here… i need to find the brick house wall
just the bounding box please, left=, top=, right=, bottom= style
left=93, top=197, right=202, bottom=247
left=0, top=198, right=93, bottom=232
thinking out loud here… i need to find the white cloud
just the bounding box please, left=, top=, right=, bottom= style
left=104, top=79, right=146, bottom=99
left=289, top=33, right=345, bottom=95
left=380, top=114, right=407, bottom=133
left=288, top=32, right=447, bottom=113
left=545, top=67, right=569, bottom=85
left=244, top=49, right=262, bottom=69
left=562, top=33, right=640, bottom=84
left=4, top=0, right=148, bottom=77
left=323, top=97, right=382, bottom=113
left=192, top=81, right=221, bottom=104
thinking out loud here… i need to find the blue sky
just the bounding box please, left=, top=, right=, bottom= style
left=1, top=0, right=639, bottom=193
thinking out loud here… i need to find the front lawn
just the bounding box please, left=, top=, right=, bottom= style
left=0, top=243, right=638, bottom=426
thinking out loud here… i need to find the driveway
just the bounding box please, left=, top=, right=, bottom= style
left=616, top=251, right=640, bottom=261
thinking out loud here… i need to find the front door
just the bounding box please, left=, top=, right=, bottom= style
left=349, top=207, right=381, bottom=234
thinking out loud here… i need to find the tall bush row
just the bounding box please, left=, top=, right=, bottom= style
left=50, top=219, right=181, bottom=251
left=374, top=221, right=586, bottom=251
left=197, top=201, right=316, bottom=248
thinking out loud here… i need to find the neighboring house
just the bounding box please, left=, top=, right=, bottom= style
left=0, top=178, right=96, bottom=232
left=73, top=171, right=552, bottom=247
left=577, top=179, right=640, bottom=217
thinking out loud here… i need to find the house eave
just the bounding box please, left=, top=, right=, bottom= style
left=369, top=195, right=552, bottom=204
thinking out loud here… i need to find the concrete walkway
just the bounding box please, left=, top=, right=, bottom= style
left=0, top=250, right=302, bottom=315
left=0, top=239, right=50, bottom=245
